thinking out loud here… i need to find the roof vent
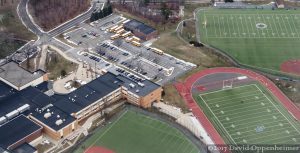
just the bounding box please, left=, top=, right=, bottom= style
left=57, top=115, right=60, bottom=118
left=114, top=81, right=118, bottom=84
left=129, top=83, right=135, bottom=88
left=55, top=119, right=63, bottom=126
left=44, top=112, right=51, bottom=119
left=138, top=83, right=144, bottom=87
left=136, top=89, right=140, bottom=93
left=47, top=109, right=50, bottom=112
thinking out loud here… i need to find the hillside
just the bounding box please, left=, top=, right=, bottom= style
left=28, top=0, right=90, bottom=31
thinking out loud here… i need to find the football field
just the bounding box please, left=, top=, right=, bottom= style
left=75, top=110, right=200, bottom=153
left=194, top=84, right=300, bottom=148
left=197, top=9, right=300, bottom=72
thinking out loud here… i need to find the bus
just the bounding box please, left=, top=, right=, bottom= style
left=122, top=19, right=131, bottom=24
left=110, top=34, right=120, bottom=40
left=125, top=37, right=132, bottom=43
left=116, top=29, right=125, bottom=34
left=121, top=31, right=132, bottom=38
left=152, top=48, right=164, bottom=55
left=114, top=26, right=123, bottom=32
left=131, top=40, right=141, bottom=47
left=132, top=36, right=141, bottom=42
left=109, top=25, right=118, bottom=32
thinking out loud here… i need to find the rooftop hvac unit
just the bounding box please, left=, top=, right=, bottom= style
left=0, top=116, right=7, bottom=125
left=129, top=83, right=135, bottom=88
left=55, top=119, right=63, bottom=126
left=17, top=104, right=30, bottom=113
left=138, top=83, right=145, bottom=87
left=44, top=112, right=51, bottom=119
left=5, top=110, right=19, bottom=120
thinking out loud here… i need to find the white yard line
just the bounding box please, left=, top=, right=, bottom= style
left=233, top=125, right=294, bottom=138
left=254, top=84, right=300, bottom=135
left=225, top=15, right=232, bottom=38
left=290, top=14, right=300, bottom=37
left=224, top=118, right=287, bottom=128
left=276, top=15, right=285, bottom=36
left=200, top=84, right=256, bottom=96
left=218, top=111, right=276, bottom=123
left=204, top=11, right=209, bottom=39
left=213, top=99, right=267, bottom=111
left=279, top=14, right=290, bottom=37
left=212, top=15, right=218, bottom=37
left=284, top=14, right=295, bottom=37
left=271, top=14, right=280, bottom=36
left=243, top=15, right=251, bottom=38
left=216, top=16, right=223, bottom=37
left=234, top=14, right=242, bottom=38
left=247, top=132, right=298, bottom=144
left=229, top=120, right=289, bottom=134
left=252, top=14, right=261, bottom=38
left=199, top=95, right=242, bottom=152
left=207, top=92, right=262, bottom=104
left=219, top=108, right=277, bottom=120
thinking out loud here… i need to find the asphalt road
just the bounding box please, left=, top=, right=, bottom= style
left=18, top=0, right=100, bottom=51
left=48, top=3, right=97, bottom=37
left=18, top=0, right=44, bottom=36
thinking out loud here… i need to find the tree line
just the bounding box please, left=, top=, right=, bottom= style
left=90, top=4, right=113, bottom=22
left=29, top=0, right=90, bottom=31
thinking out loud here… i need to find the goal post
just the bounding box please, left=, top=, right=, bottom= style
left=223, top=79, right=233, bottom=89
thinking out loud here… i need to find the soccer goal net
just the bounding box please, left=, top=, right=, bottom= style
left=223, top=79, right=234, bottom=89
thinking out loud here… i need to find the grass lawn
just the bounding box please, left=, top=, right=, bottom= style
left=46, top=48, right=77, bottom=80
left=197, top=9, right=300, bottom=72
left=75, top=111, right=200, bottom=153
left=194, top=83, right=300, bottom=150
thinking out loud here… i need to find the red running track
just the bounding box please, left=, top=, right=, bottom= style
left=174, top=67, right=300, bottom=153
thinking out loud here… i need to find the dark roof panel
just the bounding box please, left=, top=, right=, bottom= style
left=31, top=105, right=75, bottom=131
left=0, top=115, right=42, bottom=149
left=52, top=72, right=122, bottom=114
left=12, top=143, right=36, bottom=153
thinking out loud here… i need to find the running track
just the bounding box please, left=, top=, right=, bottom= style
left=174, top=67, right=300, bottom=153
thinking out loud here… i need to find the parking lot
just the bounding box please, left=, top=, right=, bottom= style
left=62, top=14, right=195, bottom=85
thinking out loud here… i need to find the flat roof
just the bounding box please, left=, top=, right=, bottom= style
left=0, top=115, right=42, bottom=149
left=53, top=72, right=123, bottom=114
left=116, top=75, right=160, bottom=97
left=136, top=24, right=156, bottom=35
left=12, top=143, right=36, bottom=153
left=124, top=19, right=156, bottom=35
left=0, top=86, right=54, bottom=117
left=0, top=62, right=44, bottom=88
left=31, top=105, right=75, bottom=131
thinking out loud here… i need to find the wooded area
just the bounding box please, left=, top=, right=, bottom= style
left=29, top=0, right=90, bottom=31
left=112, top=0, right=182, bottom=24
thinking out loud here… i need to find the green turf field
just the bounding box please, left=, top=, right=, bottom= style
left=197, top=9, right=300, bottom=72
left=194, top=84, right=300, bottom=147
left=75, top=111, right=200, bottom=153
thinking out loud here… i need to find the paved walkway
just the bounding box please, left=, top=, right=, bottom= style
left=50, top=45, right=95, bottom=94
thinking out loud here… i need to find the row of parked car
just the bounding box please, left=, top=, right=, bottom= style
left=89, top=55, right=101, bottom=62
left=116, top=68, right=145, bottom=83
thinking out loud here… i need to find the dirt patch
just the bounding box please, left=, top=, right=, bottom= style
left=280, top=59, right=300, bottom=76
left=85, top=146, right=115, bottom=153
